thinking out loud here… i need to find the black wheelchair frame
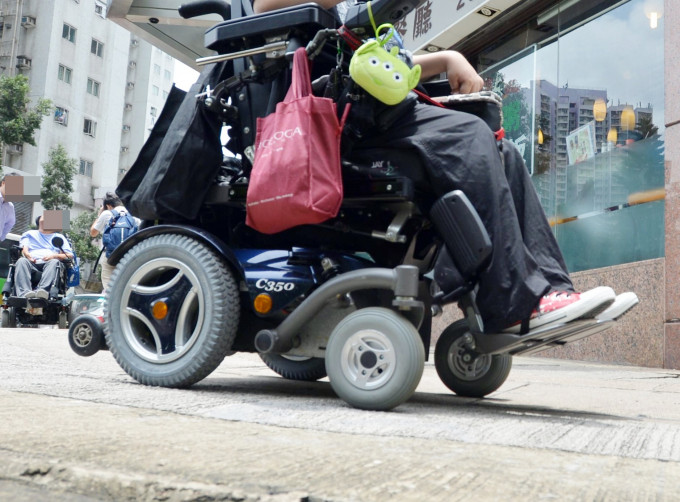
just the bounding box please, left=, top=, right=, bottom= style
left=1, top=244, right=71, bottom=328
left=102, top=0, right=617, bottom=410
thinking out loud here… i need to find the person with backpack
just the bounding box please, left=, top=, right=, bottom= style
left=90, top=192, right=140, bottom=293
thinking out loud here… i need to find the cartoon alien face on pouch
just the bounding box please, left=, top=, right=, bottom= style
left=349, top=40, right=421, bottom=106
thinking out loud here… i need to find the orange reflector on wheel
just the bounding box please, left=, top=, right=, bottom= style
left=152, top=301, right=168, bottom=320
left=254, top=294, right=273, bottom=314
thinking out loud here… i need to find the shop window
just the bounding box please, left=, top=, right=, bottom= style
left=472, top=0, right=664, bottom=271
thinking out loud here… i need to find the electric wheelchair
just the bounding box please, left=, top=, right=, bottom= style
left=103, top=0, right=619, bottom=410
left=1, top=236, right=73, bottom=329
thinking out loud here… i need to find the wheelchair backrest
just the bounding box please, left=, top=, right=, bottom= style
left=185, top=0, right=421, bottom=159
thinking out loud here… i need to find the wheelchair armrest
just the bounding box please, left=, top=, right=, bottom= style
left=9, top=245, right=22, bottom=263
left=427, top=89, right=504, bottom=135
left=420, top=80, right=451, bottom=98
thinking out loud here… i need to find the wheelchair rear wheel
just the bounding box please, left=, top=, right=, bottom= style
left=325, top=307, right=424, bottom=411
left=259, top=353, right=327, bottom=381
left=434, top=320, right=512, bottom=397
left=105, top=234, right=240, bottom=388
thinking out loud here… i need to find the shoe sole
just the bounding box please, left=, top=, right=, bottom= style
left=596, top=292, right=639, bottom=321
left=505, top=286, right=616, bottom=334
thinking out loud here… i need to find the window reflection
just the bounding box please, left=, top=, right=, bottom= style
left=476, top=0, right=664, bottom=272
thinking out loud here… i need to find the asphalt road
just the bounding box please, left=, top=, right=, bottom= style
left=2, top=326, right=680, bottom=501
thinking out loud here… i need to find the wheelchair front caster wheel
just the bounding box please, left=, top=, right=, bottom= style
left=68, top=315, right=103, bottom=357
left=325, top=307, right=424, bottom=411
left=434, top=320, right=512, bottom=397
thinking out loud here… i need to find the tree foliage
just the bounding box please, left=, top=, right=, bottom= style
left=68, top=210, right=101, bottom=263
left=40, top=144, right=77, bottom=210
left=637, top=115, right=659, bottom=139
left=0, top=74, right=52, bottom=148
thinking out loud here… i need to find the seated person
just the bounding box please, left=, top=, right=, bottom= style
left=14, top=215, right=73, bottom=300
left=252, top=0, right=636, bottom=332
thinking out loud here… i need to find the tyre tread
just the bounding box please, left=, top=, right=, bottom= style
left=105, top=234, right=240, bottom=388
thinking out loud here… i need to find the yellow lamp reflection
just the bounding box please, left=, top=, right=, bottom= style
left=594, top=99, right=607, bottom=122
left=620, top=106, right=636, bottom=131
left=607, top=128, right=618, bottom=144
left=537, top=128, right=544, bottom=145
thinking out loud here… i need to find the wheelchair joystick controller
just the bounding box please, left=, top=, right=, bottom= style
left=51, top=236, right=72, bottom=265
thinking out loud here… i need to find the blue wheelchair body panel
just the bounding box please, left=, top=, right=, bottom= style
left=235, top=248, right=376, bottom=315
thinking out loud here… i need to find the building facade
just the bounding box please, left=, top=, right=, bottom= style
left=0, top=0, right=173, bottom=228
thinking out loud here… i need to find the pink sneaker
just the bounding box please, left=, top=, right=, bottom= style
left=504, top=286, right=616, bottom=333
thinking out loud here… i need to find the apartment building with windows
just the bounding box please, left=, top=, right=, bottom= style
left=0, top=0, right=173, bottom=229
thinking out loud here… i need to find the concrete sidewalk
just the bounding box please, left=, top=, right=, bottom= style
left=1, top=340, right=680, bottom=501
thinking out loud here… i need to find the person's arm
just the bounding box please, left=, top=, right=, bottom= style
left=90, top=208, right=109, bottom=238
left=43, top=251, right=73, bottom=261
left=413, top=51, right=483, bottom=94
left=21, top=245, right=35, bottom=263
left=90, top=207, right=103, bottom=237
left=3, top=206, right=15, bottom=239
left=253, top=0, right=341, bottom=14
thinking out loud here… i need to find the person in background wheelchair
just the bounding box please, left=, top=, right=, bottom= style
left=13, top=215, right=73, bottom=300
left=252, top=0, right=636, bottom=333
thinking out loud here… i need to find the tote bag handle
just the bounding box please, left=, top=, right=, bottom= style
left=284, top=48, right=313, bottom=101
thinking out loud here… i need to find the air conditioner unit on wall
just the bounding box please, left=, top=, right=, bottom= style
left=124, top=103, right=132, bottom=111
left=7, top=144, right=23, bottom=155
left=120, top=146, right=129, bottom=153
left=122, top=124, right=131, bottom=132
left=21, top=16, right=36, bottom=28
left=16, top=56, right=31, bottom=69
left=128, top=60, right=136, bottom=69
left=126, top=82, right=134, bottom=89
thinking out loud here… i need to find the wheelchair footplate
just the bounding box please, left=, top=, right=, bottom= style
left=6, top=296, right=50, bottom=315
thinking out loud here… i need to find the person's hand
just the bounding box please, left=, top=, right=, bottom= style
left=443, top=51, right=484, bottom=95
left=413, top=50, right=484, bottom=95
left=43, top=254, right=56, bottom=261
left=24, top=253, right=36, bottom=263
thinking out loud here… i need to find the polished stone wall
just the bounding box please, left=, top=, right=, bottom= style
left=431, top=258, right=666, bottom=368
left=663, top=0, right=680, bottom=369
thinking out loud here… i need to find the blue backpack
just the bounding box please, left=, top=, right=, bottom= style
left=102, top=209, right=138, bottom=258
